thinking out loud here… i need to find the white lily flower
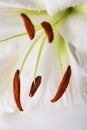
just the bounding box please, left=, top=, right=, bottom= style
left=0, top=0, right=87, bottom=115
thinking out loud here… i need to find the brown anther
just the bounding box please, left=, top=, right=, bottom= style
left=50, top=65, right=71, bottom=103
left=13, top=69, right=23, bottom=111
left=21, top=13, right=35, bottom=40
left=41, top=21, right=54, bottom=43
left=29, top=76, right=42, bottom=97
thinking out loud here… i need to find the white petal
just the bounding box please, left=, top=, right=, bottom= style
left=75, top=49, right=87, bottom=72
left=14, top=0, right=45, bottom=9
left=0, top=0, right=24, bottom=8
left=0, top=0, right=45, bottom=9
left=44, top=0, right=87, bottom=15
left=0, top=7, right=25, bottom=40
left=59, top=13, right=87, bottom=73
left=0, top=32, right=29, bottom=59
left=59, top=14, right=87, bottom=49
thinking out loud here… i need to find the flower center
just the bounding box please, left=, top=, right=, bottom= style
left=0, top=5, right=86, bottom=111
left=13, top=9, right=72, bottom=111
left=12, top=6, right=84, bottom=111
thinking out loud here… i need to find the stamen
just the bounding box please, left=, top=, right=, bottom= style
left=13, top=69, right=23, bottom=111
left=41, top=21, right=54, bottom=43
left=21, top=13, right=35, bottom=40
left=50, top=65, right=71, bottom=103
left=34, top=36, right=46, bottom=79
left=29, top=76, right=42, bottom=97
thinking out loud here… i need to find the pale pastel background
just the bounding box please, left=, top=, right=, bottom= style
left=0, top=105, right=87, bottom=130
